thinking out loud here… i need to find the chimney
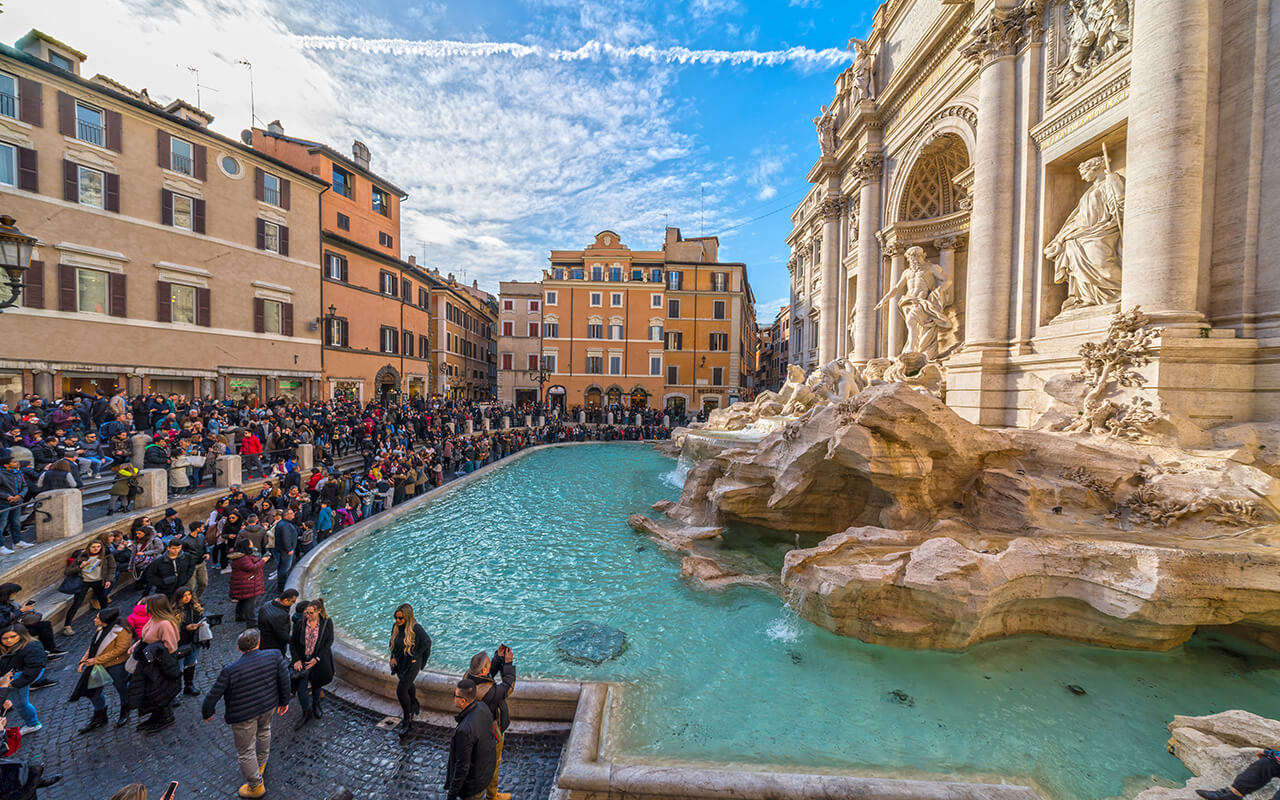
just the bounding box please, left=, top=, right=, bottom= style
left=407, top=255, right=417, bottom=266
left=352, top=140, right=371, bottom=169
left=267, top=119, right=284, bottom=136
left=472, top=280, right=478, bottom=289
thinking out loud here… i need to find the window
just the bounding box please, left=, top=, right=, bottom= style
left=49, top=52, right=74, bottom=71
left=545, top=291, right=557, bottom=305
left=650, top=268, right=662, bottom=282
left=590, top=292, right=602, bottom=306
left=401, top=278, right=412, bottom=302
left=77, top=269, right=108, bottom=313
left=169, top=284, right=197, bottom=324
left=543, top=322, right=559, bottom=338
left=379, top=231, right=393, bottom=248
left=262, top=221, right=281, bottom=254
left=650, top=356, right=662, bottom=376
left=170, top=137, right=194, bottom=175
left=529, top=299, right=540, bottom=312
left=172, top=193, right=194, bottom=231
left=542, top=354, right=557, bottom=372
left=608, top=323, right=624, bottom=340
left=552, top=268, right=565, bottom=280
left=587, top=324, right=603, bottom=339
left=570, top=268, right=584, bottom=280
left=75, top=102, right=104, bottom=146
left=419, top=334, right=429, bottom=356
left=631, top=269, right=643, bottom=281
left=332, top=165, right=353, bottom=199
left=811, top=320, right=819, bottom=344
left=611, top=292, right=622, bottom=306
left=712, top=272, right=728, bottom=292
left=591, top=265, right=602, bottom=281
left=403, top=330, right=414, bottom=356
left=220, top=155, right=241, bottom=176
left=262, top=172, right=282, bottom=206
left=380, top=326, right=397, bottom=353
left=262, top=300, right=283, bottom=334
left=666, top=271, right=683, bottom=290
left=651, top=293, right=662, bottom=308
left=586, top=356, right=603, bottom=374
left=0, top=72, right=15, bottom=119
left=503, top=299, right=514, bottom=311
left=664, top=331, right=683, bottom=350
left=667, top=365, right=679, bottom=384
left=609, top=356, right=622, bottom=375
left=713, top=300, right=726, bottom=320
left=649, top=324, right=663, bottom=341
left=528, top=322, right=539, bottom=337
left=372, top=186, right=390, bottom=216
left=712, top=367, right=724, bottom=386
left=524, top=354, right=537, bottom=370
left=709, top=332, right=728, bottom=351
left=418, top=287, right=429, bottom=307
left=77, top=165, right=104, bottom=208
left=336, top=213, right=350, bottom=231
left=502, top=353, right=513, bottom=370
left=502, top=321, right=514, bottom=337
left=0, top=143, right=14, bottom=187
left=609, top=267, right=622, bottom=282
left=668, top=299, right=680, bottom=319
left=326, top=317, right=346, bottom=347
left=325, top=253, right=346, bottom=281
left=379, top=271, right=397, bottom=296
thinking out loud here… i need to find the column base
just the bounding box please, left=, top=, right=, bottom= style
left=945, top=346, right=1014, bottom=427
left=1142, top=328, right=1257, bottom=427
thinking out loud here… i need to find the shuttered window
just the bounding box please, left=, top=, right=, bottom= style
left=326, top=317, right=349, bottom=347
left=325, top=252, right=348, bottom=281
left=21, top=260, right=43, bottom=308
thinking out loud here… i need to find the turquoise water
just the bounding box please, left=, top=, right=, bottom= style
left=316, top=443, right=1280, bottom=799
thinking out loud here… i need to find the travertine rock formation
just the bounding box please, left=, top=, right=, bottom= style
left=1133, top=711, right=1280, bottom=799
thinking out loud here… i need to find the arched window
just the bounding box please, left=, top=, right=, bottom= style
left=898, top=133, right=971, bottom=221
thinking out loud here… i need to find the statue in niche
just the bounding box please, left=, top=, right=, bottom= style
left=813, top=105, right=836, bottom=156
left=874, top=246, right=956, bottom=360
left=846, top=38, right=876, bottom=103
left=1045, top=154, right=1125, bottom=313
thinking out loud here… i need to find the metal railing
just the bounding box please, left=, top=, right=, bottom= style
left=263, top=185, right=281, bottom=206
left=77, top=118, right=105, bottom=146
left=170, top=152, right=193, bottom=175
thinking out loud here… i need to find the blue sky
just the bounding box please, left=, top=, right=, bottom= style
left=4, top=0, right=878, bottom=320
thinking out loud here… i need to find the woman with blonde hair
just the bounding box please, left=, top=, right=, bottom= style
left=388, top=603, right=431, bottom=736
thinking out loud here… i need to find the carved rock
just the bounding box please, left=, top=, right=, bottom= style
left=680, top=554, right=777, bottom=592
left=1133, top=711, right=1280, bottom=799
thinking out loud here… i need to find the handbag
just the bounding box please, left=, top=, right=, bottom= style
left=86, top=664, right=110, bottom=690
left=56, top=574, right=83, bottom=595
left=186, top=454, right=206, bottom=468
left=196, top=620, right=213, bottom=643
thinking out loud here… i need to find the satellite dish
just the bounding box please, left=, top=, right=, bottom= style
left=240, top=129, right=252, bottom=145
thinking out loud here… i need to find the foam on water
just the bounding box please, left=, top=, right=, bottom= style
left=765, top=615, right=800, bottom=642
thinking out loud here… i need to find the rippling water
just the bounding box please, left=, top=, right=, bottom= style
left=317, top=443, right=1280, bottom=800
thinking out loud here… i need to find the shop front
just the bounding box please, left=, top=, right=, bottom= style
left=227, top=376, right=262, bottom=403
left=61, top=372, right=120, bottom=397
left=0, top=371, right=22, bottom=406
left=277, top=379, right=305, bottom=401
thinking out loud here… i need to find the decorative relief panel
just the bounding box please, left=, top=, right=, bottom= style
left=1047, top=0, right=1132, bottom=103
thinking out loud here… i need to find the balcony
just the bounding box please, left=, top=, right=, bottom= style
left=170, top=153, right=193, bottom=176
left=264, top=186, right=281, bottom=206
left=77, top=119, right=105, bottom=147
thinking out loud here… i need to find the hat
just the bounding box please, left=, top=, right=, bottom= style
left=0, top=582, right=21, bottom=596
left=164, top=508, right=178, bottom=517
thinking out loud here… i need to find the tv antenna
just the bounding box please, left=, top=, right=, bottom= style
left=236, top=59, right=262, bottom=128
left=700, top=186, right=705, bottom=236
left=179, top=65, right=217, bottom=108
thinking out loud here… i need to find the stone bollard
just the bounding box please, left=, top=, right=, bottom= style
left=136, top=469, right=168, bottom=510
left=482, top=418, right=491, bottom=432
left=447, top=422, right=456, bottom=435
left=131, top=433, right=152, bottom=468
left=297, top=443, right=314, bottom=471
left=215, top=454, right=242, bottom=488
left=538, top=415, right=545, bottom=427
left=524, top=415, right=532, bottom=429
left=465, top=420, right=474, bottom=435
left=501, top=416, right=510, bottom=429
left=635, top=414, right=641, bottom=426
left=607, top=412, right=614, bottom=425
left=578, top=411, right=585, bottom=424
left=35, top=488, right=82, bottom=543
left=663, top=414, right=670, bottom=427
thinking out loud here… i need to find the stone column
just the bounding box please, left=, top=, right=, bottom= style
left=607, top=412, right=614, bottom=425
left=265, top=377, right=277, bottom=398
left=935, top=236, right=959, bottom=291
left=663, top=414, right=671, bottom=428
left=1119, top=0, right=1210, bottom=326
left=136, top=469, right=167, bottom=510
left=32, top=371, right=53, bottom=399
left=215, top=455, right=241, bottom=488
left=296, top=443, right=314, bottom=471
left=199, top=378, right=215, bottom=400
left=215, top=375, right=227, bottom=399
left=34, top=488, right=82, bottom=543
left=818, top=198, right=843, bottom=364
left=885, top=245, right=907, bottom=356
left=126, top=374, right=143, bottom=395
left=853, top=157, right=883, bottom=363
left=130, top=433, right=152, bottom=468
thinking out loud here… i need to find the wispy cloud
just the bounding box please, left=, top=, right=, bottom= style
left=748, top=147, right=791, bottom=201
left=294, top=35, right=854, bottom=69
left=756, top=296, right=788, bottom=320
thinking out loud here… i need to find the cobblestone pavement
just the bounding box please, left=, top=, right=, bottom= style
left=19, top=567, right=568, bottom=800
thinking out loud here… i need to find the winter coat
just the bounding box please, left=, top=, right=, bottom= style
left=390, top=623, right=430, bottom=675
left=472, top=651, right=517, bottom=733
left=127, top=641, right=181, bottom=711
left=201, top=648, right=289, bottom=724
left=0, top=468, right=27, bottom=507
left=142, top=553, right=197, bottom=597
left=0, top=640, right=47, bottom=689
left=228, top=552, right=265, bottom=601
left=168, top=455, right=190, bottom=488
left=108, top=465, right=140, bottom=498
left=257, top=600, right=292, bottom=655
left=142, top=443, right=170, bottom=470
left=289, top=616, right=334, bottom=688
left=443, top=700, right=497, bottom=800
left=70, top=623, right=130, bottom=702
left=66, top=549, right=116, bottom=586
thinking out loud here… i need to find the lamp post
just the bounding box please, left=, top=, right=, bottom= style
left=0, top=215, right=36, bottom=312
left=526, top=363, right=551, bottom=405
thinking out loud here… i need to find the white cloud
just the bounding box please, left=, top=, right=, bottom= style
left=755, top=296, right=788, bottom=321
left=748, top=147, right=791, bottom=202
left=788, top=0, right=821, bottom=7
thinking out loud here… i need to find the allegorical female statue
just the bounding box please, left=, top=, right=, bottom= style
left=1045, top=155, right=1125, bottom=313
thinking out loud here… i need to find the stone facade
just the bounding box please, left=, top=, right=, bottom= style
left=789, top=0, right=1280, bottom=428
left=496, top=280, right=544, bottom=405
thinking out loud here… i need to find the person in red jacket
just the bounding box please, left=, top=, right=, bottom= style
left=239, top=432, right=264, bottom=478
left=228, top=540, right=268, bottom=628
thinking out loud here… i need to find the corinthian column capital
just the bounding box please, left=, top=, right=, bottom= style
left=851, top=155, right=883, bottom=185
left=818, top=197, right=844, bottom=221
left=960, top=1, right=1044, bottom=65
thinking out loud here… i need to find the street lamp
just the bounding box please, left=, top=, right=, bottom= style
left=0, top=215, right=36, bottom=312
left=525, top=362, right=551, bottom=404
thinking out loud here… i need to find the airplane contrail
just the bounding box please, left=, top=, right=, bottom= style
left=293, top=35, right=854, bottom=68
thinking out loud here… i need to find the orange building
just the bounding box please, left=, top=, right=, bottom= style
left=251, top=123, right=437, bottom=401
left=536, top=228, right=756, bottom=414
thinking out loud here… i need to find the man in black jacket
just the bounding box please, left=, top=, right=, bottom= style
left=256, top=590, right=297, bottom=656
left=202, top=629, right=290, bottom=800
left=444, top=678, right=497, bottom=800
left=467, top=646, right=515, bottom=800
left=155, top=508, right=184, bottom=541
left=142, top=541, right=197, bottom=597
left=271, top=506, right=299, bottom=593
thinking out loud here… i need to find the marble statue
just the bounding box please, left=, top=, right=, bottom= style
left=862, top=358, right=893, bottom=385
left=812, top=105, right=836, bottom=156
left=1045, top=154, right=1125, bottom=312
left=882, top=351, right=945, bottom=397
left=874, top=246, right=956, bottom=360
left=1057, top=0, right=1132, bottom=90
left=846, top=38, right=876, bottom=102
left=1059, top=306, right=1162, bottom=438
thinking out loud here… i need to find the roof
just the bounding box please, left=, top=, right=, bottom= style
left=257, top=130, right=409, bottom=199
left=17, top=29, right=87, bottom=61
left=0, top=44, right=327, bottom=187
left=164, top=98, right=214, bottom=125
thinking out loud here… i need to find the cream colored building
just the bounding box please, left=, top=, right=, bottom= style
left=0, top=30, right=325, bottom=402
left=790, top=0, right=1278, bottom=427
left=496, top=280, right=544, bottom=406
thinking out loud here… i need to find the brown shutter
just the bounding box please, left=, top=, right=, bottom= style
left=196, top=287, right=210, bottom=327
left=104, top=110, right=122, bottom=152
left=16, top=147, right=37, bottom=192
left=108, top=273, right=126, bottom=317
left=255, top=218, right=265, bottom=250
left=62, top=159, right=78, bottom=202
left=156, top=280, right=172, bottom=322
left=339, top=256, right=348, bottom=282
left=22, top=260, right=44, bottom=308
left=193, top=198, right=206, bottom=234
left=341, top=319, right=349, bottom=348
left=278, top=225, right=289, bottom=257
left=193, top=143, right=207, bottom=181
left=58, top=264, right=76, bottom=311
left=161, top=189, right=173, bottom=225
left=280, top=178, right=291, bottom=210
left=401, top=278, right=411, bottom=300
left=253, top=298, right=265, bottom=333
left=156, top=129, right=170, bottom=169
left=254, top=167, right=264, bottom=201
left=282, top=302, right=294, bottom=337
left=17, top=78, right=41, bottom=126
left=104, top=172, right=120, bottom=212
left=57, top=91, right=74, bottom=137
